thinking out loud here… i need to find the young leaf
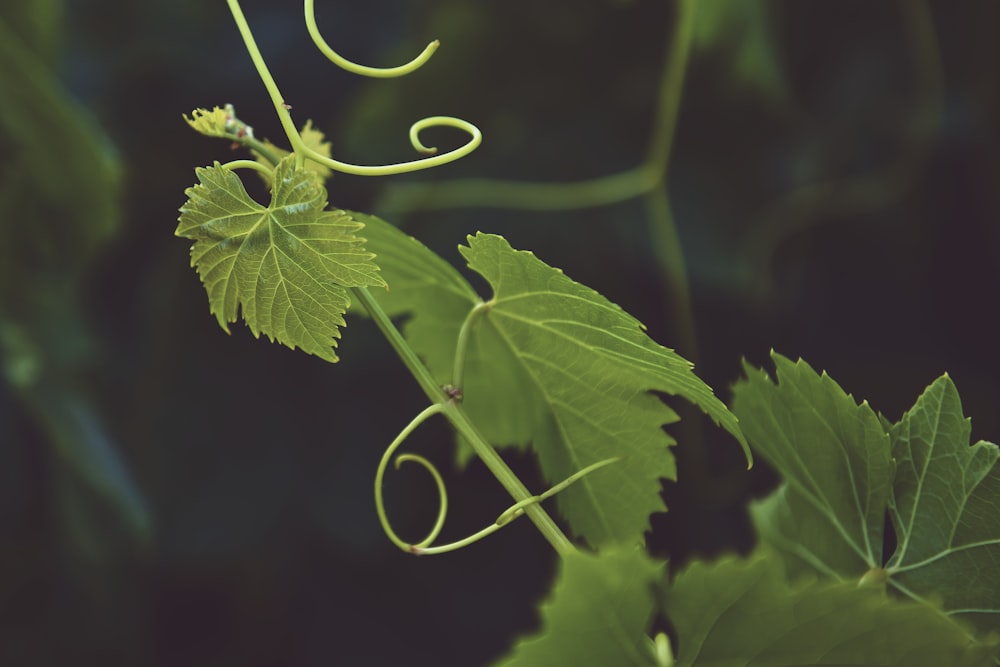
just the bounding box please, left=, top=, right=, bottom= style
left=458, top=233, right=749, bottom=546
left=176, top=157, right=384, bottom=362
left=663, top=553, right=997, bottom=667
left=732, top=352, right=892, bottom=577
left=494, top=547, right=663, bottom=667
left=888, top=375, right=1000, bottom=635
left=252, top=120, right=334, bottom=181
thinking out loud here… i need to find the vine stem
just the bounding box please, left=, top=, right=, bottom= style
left=352, top=287, right=576, bottom=557
left=451, top=300, right=491, bottom=390
left=226, top=0, right=481, bottom=176
left=222, top=0, right=564, bottom=552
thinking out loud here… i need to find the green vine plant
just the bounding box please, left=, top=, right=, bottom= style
left=177, top=0, right=748, bottom=558
left=175, top=2, right=1000, bottom=665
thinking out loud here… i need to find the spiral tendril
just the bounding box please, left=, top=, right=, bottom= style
left=223, top=0, right=481, bottom=181
left=304, top=0, right=439, bottom=78
left=376, top=403, right=622, bottom=556
left=295, top=116, right=482, bottom=177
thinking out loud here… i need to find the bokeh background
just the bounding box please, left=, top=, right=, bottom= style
left=1, top=0, right=998, bottom=664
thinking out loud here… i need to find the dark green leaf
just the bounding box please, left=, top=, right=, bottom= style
left=495, top=547, right=663, bottom=667
left=459, top=233, right=748, bottom=545
left=359, top=215, right=748, bottom=546
left=733, top=353, right=893, bottom=577
left=664, top=552, right=997, bottom=667
left=888, top=375, right=1000, bottom=634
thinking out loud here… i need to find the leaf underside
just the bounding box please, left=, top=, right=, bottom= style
left=733, top=353, right=893, bottom=578
left=888, top=375, right=1000, bottom=635
left=176, top=157, right=384, bottom=362
left=357, top=214, right=748, bottom=547
left=734, top=352, right=1000, bottom=636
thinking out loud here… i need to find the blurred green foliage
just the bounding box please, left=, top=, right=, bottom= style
left=1, top=0, right=998, bottom=665
left=0, top=0, right=146, bottom=559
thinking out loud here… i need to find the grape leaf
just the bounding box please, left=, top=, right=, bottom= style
left=357, top=214, right=747, bottom=546
left=459, top=233, right=749, bottom=545
left=176, top=157, right=384, bottom=362
left=887, top=375, right=1000, bottom=635
left=734, top=353, right=1000, bottom=637
left=353, top=212, right=544, bottom=454
left=732, top=353, right=893, bottom=577
left=663, top=552, right=997, bottom=667
left=495, top=547, right=663, bottom=667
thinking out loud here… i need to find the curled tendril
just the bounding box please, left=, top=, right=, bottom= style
left=224, top=0, right=482, bottom=179
left=294, top=116, right=482, bottom=177
left=375, top=403, right=621, bottom=556
left=304, top=0, right=438, bottom=78
left=219, top=159, right=274, bottom=178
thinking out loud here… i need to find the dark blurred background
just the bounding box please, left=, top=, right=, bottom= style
left=1, top=0, right=998, bottom=664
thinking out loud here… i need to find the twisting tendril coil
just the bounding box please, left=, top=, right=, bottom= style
left=374, top=403, right=620, bottom=556
left=221, top=0, right=481, bottom=178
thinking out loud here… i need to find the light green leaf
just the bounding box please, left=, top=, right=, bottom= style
left=358, top=214, right=747, bottom=546
left=732, top=353, right=893, bottom=577
left=495, top=547, right=663, bottom=667
left=458, top=233, right=748, bottom=545
left=183, top=106, right=231, bottom=139
left=664, top=553, right=997, bottom=667
left=353, top=213, right=542, bottom=455
left=888, top=375, right=1000, bottom=635
left=176, top=157, right=384, bottom=362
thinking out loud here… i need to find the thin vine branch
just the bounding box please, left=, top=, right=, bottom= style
left=451, top=300, right=491, bottom=391
left=225, top=0, right=481, bottom=177
left=376, top=0, right=696, bottom=213
left=304, top=0, right=439, bottom=78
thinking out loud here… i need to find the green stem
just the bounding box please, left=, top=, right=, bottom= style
left=378, top=166, right=657, bottom=213
left=644, top=188, right=697, bottom=362
left=219, top=159, right=274, bottom=178
left=644, top=0, right=695, bottom=180
left=352, top=287, right=576, bottom=556
left=227, top=0, right=481, bottom=177
left=226, top=0, right=304, bottom=165
left=237, top=135, right=283, bottom=167
left=414, top=456, right=618, bottom=556
left=451, top=300, right=491, bottom=389
left=376, top=0, right=697, bottom=213
left=641, top=0, right=699, bottom=363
